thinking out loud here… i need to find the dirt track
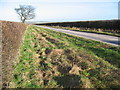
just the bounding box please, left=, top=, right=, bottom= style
left=1, top=21, right=28, bottom=87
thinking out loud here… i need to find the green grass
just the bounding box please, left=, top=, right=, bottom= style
left=10, top=25, right=120, bottom=88
left=50, top=26, right=120, bottom=37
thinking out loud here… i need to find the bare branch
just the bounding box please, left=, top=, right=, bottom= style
left=15, top=5, right=35, bottom=23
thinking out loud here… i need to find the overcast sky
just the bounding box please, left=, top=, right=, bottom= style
left=0, top=0, right=119, bottom=22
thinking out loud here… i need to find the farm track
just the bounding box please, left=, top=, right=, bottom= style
left=38, top=26, right=119, bottom=46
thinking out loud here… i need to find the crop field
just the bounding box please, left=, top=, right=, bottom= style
left=9, top=25, right=120, bottom=88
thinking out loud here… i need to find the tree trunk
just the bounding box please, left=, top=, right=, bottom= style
left=22, top=19, right=25, bottom=23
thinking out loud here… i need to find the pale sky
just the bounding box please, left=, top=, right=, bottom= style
left=0, top=0, right=119, bottom=22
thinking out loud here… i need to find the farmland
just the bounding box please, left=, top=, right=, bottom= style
left=9, top=25, right=120, bottom=88
left=1, top=0, right=120, bottom=88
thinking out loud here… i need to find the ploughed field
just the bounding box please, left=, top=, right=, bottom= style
left=1, top=21, right=28, bottom=87
left=9, top=25, right=120, bottom=88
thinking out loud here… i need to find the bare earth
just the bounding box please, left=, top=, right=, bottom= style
left=1, top=21, right=28, bottom=87
left=38, top=26, right=119, bottom=46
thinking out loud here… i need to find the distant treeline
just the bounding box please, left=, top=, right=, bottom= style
left=36, top=20, right=120, bottom=31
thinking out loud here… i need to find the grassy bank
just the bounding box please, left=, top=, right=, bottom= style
left=49, top=26, right=120, bottom=37
left=10, top=25, right=120, bottom=88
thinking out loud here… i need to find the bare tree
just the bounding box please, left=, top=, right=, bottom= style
left=15, top=5, right=35, bottom=23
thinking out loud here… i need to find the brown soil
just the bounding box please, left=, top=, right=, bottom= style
left=1, top=21, right=28, bottom=87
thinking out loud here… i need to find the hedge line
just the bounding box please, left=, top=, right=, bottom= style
left=37, top=20, right=120, bottom=32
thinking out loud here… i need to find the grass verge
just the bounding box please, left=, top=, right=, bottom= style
left=10, top=25, right=120, bottom=88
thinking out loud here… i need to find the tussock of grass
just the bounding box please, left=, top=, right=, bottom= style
left=10, top=25, right=120, bottom=88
